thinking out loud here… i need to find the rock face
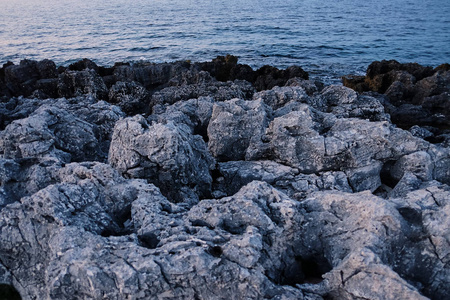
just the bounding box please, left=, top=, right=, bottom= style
left=1, top=58, right=450, bottom=300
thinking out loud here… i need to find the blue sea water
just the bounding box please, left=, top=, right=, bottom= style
left=0, top=0, right=449, bottom=82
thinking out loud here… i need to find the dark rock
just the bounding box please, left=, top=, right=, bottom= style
left=113, top=61, right=191, bottom=90
left=36, top=59, right=58, bottom=78
left=35, top=78, right=59, bottom=98
left=151, top=72, right=255, bottom=106
left=253, top=65, right=309, bottom=91
left=58, top=69, right=108, bottom=100
left=343, top=61, right=450, bottom=139
left=68, top=58, right=99, bottom=72
left=4, top=60, right=40, bottom=96
left=108, top=81, right=151, bottom=115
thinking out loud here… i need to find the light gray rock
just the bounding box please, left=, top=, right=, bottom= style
left=253, top=86, right=310, bottom=110
left=0, top=171, right=314, bottom=299
left=0, top=97, right=124, bottom=163
left=391, top=151, right=434, bottom=181
left=312, top=85, right=389, bottom=121
left=0, top=157, right=61, bottom=208
left=208, top=98, right=271, bottom=161
left=345, top=161, right=383, bottom=192
left=108, top=115, right=215, bottom=203
left=388, top=184, right=450, bottom=300
left=321, top=248, right=428, bottom=300
left=0, top=105, right=97, bottom=162
left=149, top=96, right=214, bottom=140
left=295, top=190, right=432, bottom=299
left=285, top=77, right=321, bottom=95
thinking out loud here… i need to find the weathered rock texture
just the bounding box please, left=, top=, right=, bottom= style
left=0, top=58, right=449, bottom=300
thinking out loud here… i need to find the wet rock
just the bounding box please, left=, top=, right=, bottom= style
left=58, top=69, right=108, bottom=100
left=68, top=58, right=99, bottom=72
left=108, top=81, right=151, bottom=115
left=3, top=59, right=40, bottom=96
left=198, top=55, right=309, bottom=91
left=108, top=115, right=215, bottom=203
left=113, top=61, right=191, bottom=90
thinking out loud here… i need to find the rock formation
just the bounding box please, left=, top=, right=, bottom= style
left=0, top=57, right=449, bottom=300
left=343, top=60, right=450, bottom=146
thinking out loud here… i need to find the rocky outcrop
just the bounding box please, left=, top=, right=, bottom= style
left=343, top=60, right=450, bottom=144
left=1, top=56, right=307, bottom=112
left=1, top=58, right=449, bottom=300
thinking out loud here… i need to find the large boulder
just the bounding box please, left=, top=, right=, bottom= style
left=108, top=115, right=215, bottom=203
left=207, top=98, right=271, bottom=161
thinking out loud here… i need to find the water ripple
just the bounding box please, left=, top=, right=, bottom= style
left=0, top=0, right=449, bottom=82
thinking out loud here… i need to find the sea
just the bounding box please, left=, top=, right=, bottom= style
left=0, top=0, right=449, bottom=83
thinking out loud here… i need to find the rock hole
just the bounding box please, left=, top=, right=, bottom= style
left=193, top=122, right=209, bottom=143
left=281, top=255, right=332, bottom=286
left=380, top=160, right=399, bottom=188
left=207, top=245, right=223, bottom=258
left=210, top=168, right=223, bottom=183
left=115, top=205, right=132, bottom=229
left=0, top=284, right=22, bottom=300
left=138, top=232, right=160, bottom=249
left=100, top=206, right=134, bottom=237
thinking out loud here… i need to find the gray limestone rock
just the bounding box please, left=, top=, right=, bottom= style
left=312, top=85, right=389, bottom=121
left=208, top=98, right=271, bottom=161
left=214, top=160, right=351, bottom=199
left=2, top=59, right=450, bottom=300
left=0, top=97, right=124, bottom=163
left=253, top=86, right=310, bottom=110
left=149, top=96, right=214, bottom=139
left=108, top=115, right=215, bottom=203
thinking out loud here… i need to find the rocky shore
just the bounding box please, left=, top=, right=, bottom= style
left=0, top=56, right=449, bottom=300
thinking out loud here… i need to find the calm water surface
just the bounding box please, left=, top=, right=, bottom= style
left=0, top=0, right=449, bottom=82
